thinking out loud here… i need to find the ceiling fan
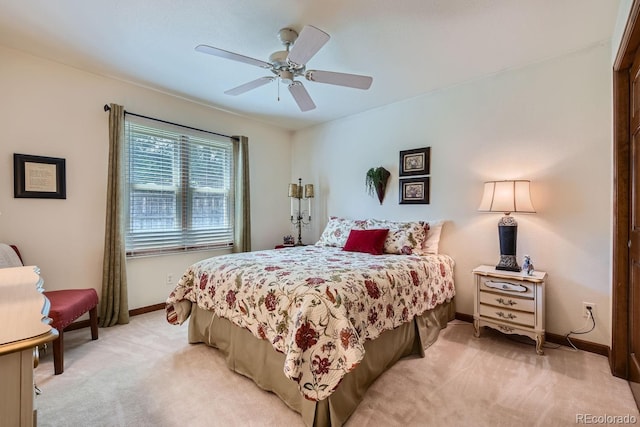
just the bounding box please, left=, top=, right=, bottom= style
left=195, top=25, right=373, bottom=112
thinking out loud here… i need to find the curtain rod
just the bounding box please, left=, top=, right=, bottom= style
left=103, top=104, right=236, bottom=140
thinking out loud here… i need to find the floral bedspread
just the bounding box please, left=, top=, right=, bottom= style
left=166, top=246, right=455, bottom=401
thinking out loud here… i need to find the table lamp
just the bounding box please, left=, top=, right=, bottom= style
left=478, top=180, right=535, bottom=271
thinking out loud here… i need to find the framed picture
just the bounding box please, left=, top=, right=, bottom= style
left=399, top=177, right=430, bottom=204
left=14, top=153, right=66, bottom=199
left=399, top=147, right=430, bottom=176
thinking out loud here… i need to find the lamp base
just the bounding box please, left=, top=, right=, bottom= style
left=496, top=255, right=521, bottom=272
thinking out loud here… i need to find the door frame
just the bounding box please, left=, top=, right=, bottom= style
left=612, top=0, right=640, bottom=378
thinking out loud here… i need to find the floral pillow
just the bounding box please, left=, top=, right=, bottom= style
left=366, top=219, right=427, bottom=254
left=316, top=216, right=368, bottom=247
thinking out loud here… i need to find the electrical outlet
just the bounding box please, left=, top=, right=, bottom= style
left=583, top=302, right=595, bottom=318
left=166, top=273, right=174, bottom=286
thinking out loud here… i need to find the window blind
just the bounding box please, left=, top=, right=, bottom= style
left=124, top=118, right=234, bottom=256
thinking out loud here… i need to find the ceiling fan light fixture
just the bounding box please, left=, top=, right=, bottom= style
left=269, top=50, right=290, bottom=69
left=280, top=70, right=294, bottom=85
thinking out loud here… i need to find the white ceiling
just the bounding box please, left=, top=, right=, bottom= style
left=0, top=0, right=620, bottom=131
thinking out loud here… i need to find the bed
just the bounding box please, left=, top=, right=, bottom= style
left=166, top=218, right=455, bottom=426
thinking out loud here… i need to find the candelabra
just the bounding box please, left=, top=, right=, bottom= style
left=288, top=178, right=314, bottom=246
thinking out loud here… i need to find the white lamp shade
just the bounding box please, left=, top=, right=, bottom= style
left=478, top=180, right=535, bottom=214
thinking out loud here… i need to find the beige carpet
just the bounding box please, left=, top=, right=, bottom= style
left=34, top=310, right=638, bottom=427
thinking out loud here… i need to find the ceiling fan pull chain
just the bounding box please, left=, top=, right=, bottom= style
left=277, top=78, right=280, bottom=101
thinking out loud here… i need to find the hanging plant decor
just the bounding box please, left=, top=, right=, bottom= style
left=365, top=166, right=391, bottom=205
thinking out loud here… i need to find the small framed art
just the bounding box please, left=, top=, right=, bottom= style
left=399, top=177, right=430, bottom=204
left=399, top=147, right=430, bottom=176
left=14, top=153, right=66, bottom=199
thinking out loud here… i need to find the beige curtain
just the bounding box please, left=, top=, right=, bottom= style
left=100, top=103, right=130, bottom=327
left=232, top=136, right=251, bottom=253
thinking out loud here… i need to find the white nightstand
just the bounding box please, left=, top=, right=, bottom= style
left=473, top=265, right=547, bottom=355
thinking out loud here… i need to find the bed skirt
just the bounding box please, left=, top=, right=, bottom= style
left=188, top=299, right=455, bottom=427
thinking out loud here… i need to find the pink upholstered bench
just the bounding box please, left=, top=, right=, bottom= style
left=43, top=289, right=99, bottom=375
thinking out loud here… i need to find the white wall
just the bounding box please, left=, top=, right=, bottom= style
left=0, top=46, right=293, bottom=310
left=293, top=43, right=612, bottom=345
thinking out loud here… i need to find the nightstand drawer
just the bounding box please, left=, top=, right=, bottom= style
left=479, top=291, right=535, bottom=312
left=479, top=304, right=535, bottom=327
left=479, top=277, right=534, bottom=298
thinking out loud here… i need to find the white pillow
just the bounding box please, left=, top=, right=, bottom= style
left=422, top=220, right=444, bottom=254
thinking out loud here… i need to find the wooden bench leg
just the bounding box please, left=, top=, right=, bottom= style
left=89, top=306, right=98, bottom=340
left=53, top=331, right=64, bottom=375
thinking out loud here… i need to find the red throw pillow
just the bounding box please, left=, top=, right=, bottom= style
left=343, top=229, right=389, bottom=255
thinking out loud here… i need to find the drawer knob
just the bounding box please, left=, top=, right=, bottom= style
left=496, top=297, right=517, bottom=306
left=496, top=311, right=516, bottom=320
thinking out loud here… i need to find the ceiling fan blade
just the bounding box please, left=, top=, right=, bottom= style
left=288, top=82, right=316, bottom=112
left=195, top=44, right=272, bottom=69
left=224, top=77, right=275, bottom=96
left=287, top=25, right=330, bottom=67
left=306, top=70, right=373, bottom=90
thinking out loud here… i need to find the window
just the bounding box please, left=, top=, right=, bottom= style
left=124, top=118, right=234, bottom=256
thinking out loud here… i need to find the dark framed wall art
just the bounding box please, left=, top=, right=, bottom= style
left=14, top=153, right=66, bottom=199
left=399, top=177, right=430, bottom=204
left=399, top=147, right=430, bottom=176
